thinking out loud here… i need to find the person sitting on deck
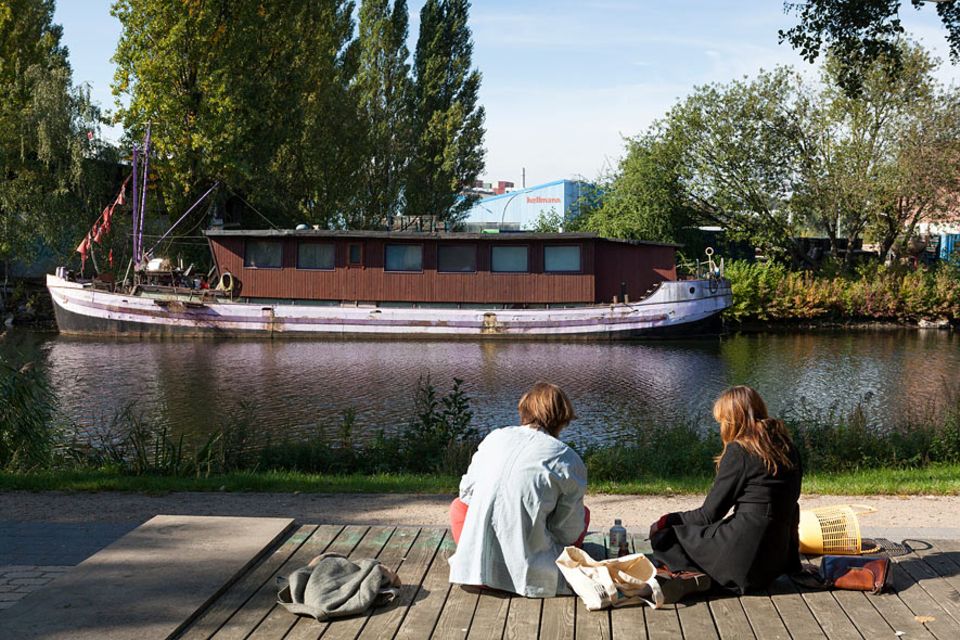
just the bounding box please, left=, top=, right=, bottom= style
left=648, top=385, right=803, bottom=595
left=447, top=382, right=590, bottom=597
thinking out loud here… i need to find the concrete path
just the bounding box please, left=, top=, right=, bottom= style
left=0, top=515, right=293, bottom=640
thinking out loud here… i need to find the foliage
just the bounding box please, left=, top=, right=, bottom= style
left=404, top=0, right=485, bottom=225
left=590, top=43, right=960, bottom=264
left=0, top=356, right=57, bottom=470
left=578, top=131, right=696, bottom=243
left=352, top=0, right=414, bottom=228
left=0, top=0, right=109, bottom=266
left=722, top=259, right=960, bottom=322
left=111, top=0, right=361, bottom=229
left=529, top=208, right=563, bottom=233
left=779, top=0, right=960, bottom=95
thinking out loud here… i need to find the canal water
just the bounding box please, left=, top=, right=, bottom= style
left=2, top=328, right=958, bottom=445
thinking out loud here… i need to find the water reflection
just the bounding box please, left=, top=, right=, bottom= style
left=3, top=329, right=958, bottom=445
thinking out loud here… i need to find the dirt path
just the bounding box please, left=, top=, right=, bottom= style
left=2, top=491, right=957, bottom=536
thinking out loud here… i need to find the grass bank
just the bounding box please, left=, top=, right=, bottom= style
left=4, top=355, right=960, bottom=496
left=2, top=464, right=958, bottom=495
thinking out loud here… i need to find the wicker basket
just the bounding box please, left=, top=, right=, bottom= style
left=798, top=504, right=878, bottom=555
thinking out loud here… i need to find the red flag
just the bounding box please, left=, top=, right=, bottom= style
left=109, top=249, right=114, bottom=268
left=116, top=188, right=125, bottom=206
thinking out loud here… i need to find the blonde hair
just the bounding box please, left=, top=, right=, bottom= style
left=713, top=385, right=795, bottom=475
left=518, top=382, right=576, bottom=437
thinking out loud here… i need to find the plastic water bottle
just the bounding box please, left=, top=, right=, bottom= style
left=609, top=519, right=629, bottom=558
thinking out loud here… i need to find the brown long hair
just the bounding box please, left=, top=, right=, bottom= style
left=518, top=382, right=576, bottom=437
left=713, top=385, right=795, bottom=475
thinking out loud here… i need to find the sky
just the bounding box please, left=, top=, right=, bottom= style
left=54, top=0, right=960, bottom=189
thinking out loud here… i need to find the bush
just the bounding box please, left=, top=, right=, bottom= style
left=723, top=259, right=960, bottom=323
left=0, top=358, right=57, bottom=470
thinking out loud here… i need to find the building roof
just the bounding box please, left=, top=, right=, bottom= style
left=203, top=228, right=680, bottom=248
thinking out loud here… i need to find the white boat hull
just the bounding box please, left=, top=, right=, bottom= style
left=46, top=274, right=731, bottom=339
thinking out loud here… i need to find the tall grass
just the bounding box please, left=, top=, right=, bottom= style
left=724, top=260, right=960, bottom=323
left=6, top=362, right=960, bottom=487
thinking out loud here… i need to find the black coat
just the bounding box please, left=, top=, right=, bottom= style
left=652, top=441, right=802, bottom=594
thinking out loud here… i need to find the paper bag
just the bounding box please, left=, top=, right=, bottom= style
left=555, top=546, right=664, bottom=610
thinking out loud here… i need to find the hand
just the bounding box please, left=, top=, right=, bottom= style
left=648, top=513, right=678, bottom=546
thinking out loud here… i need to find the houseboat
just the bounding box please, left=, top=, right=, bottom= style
left=46, top=229, right=732, bottom=339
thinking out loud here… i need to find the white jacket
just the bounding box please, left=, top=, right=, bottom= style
left=447, top=425, right=587, bottom=597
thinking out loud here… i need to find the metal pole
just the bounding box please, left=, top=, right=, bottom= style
left=137, top=124, right=151, bottom=266
left=131, top=143, right=139, bottom=265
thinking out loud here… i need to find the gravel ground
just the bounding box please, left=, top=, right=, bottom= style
left=2, top=491, right=958, bottom=539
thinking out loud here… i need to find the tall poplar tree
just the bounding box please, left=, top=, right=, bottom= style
left=405, top=0, right=485, bottom=224
left=0, top=0, right=103, bottom=268
left=353, top=0, right=413, bottom=228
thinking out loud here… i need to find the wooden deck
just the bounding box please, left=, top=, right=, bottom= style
left=177, top=525, right=960, bottom=639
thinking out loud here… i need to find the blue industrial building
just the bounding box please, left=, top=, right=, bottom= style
left=460, top=179, right=595, bottom=231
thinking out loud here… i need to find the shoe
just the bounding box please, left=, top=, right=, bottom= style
left=655, top=568, right=712, bottom=604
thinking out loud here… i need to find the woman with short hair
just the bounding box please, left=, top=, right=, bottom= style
left=448, top=382, right=589, bottom=597
left=649, top=385, right=803, bottom=595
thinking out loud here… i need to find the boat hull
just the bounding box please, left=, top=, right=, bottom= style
left=47, top=274, right=732, bottom=339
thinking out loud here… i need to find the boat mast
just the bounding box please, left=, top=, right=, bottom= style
left=131, top=143, right=139, bottom=268
left=136, top=124, right=151, bottom=267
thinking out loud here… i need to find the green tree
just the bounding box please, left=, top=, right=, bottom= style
left=666, top=68, right=810, bottom=263
left=780, top=0, right=960, bottom=95
left=0, top=0, right=105, bottom=272
left=578, top=130, right=696, bottom=243
left=353, top=0, right=413, bottom=228
left=404, top=0, right=485, bottom=226
left=112, top=0, right=359, bottom=228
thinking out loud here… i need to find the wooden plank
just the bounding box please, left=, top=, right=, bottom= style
left=574, top=532, right=612, bottom=640
left=0, top=515, right=294, bottom=640
left=767, top=576, right=827, bottom=640
left=740, top=593, right=791, bottom=640
left=887, top=553, right=960, bottom=640
left=179, top=524, right=319, bottom=640
left=708, top=596, right=756, bottom=639
left=539, top=597, right=575, bottom=640
left=576, top=597, right=611, bottom=640
left=797, top=589, right=863, bottom=640
left=610, top=534, right=649, bottom=640
left=356, top=528, right=447, bottom=640
left=209, top=524, right=355, bottom=640
left=893, top=546, right=960, bottom=627
left=282, top=526, right=396, bottom=640
left=393, top=532, right=458, bottom=640
left=864, top=563, right=939, bottom=640
left=611, top=602, right=648, bottom=640
left=644, top=605, right=683, bottom=640
left=322, top=527, right=419, bottom=640
left=431, top=584, right=479, bottom=639
left=466, top=590, right=511, bottom=639
left=833, top=590, right=901, bottom=639
left=503, top=596, right=541, bottom=640
left=676, top=596, right=719, bottom=640
left=909, top=540, right=960, bottom=602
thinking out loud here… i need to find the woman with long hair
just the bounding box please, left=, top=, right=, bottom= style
left=649, top=385, right=802, bottom=594
left=448, top=382, right=589, bottom=597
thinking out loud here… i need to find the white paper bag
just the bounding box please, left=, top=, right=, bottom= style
left=555, top=546, right=664, bottom=610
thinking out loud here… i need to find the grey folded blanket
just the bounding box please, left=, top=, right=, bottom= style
left=277, top=553, right=402, bottom=621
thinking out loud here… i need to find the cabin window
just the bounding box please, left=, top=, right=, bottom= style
left=244, top=240, right=282, bottom=269
left=385, top=244, right=423, bottom=272
left=438, top=245, right=477, bottom=273
left=297, top=242, right=335, bottom=270
left=348, top=243, right=363, bottom=266
left=491, top=245, right=528, bottom=272
left=544, top=245, right=581, bottom=272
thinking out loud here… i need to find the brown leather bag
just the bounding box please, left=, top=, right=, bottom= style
left=821, top=556, right=890, bottom=594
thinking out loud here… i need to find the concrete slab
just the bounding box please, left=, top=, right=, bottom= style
left=0, top=514, right=293, bottom=640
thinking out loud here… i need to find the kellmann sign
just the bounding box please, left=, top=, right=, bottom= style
left=526, top=196, right=562, bottom=204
